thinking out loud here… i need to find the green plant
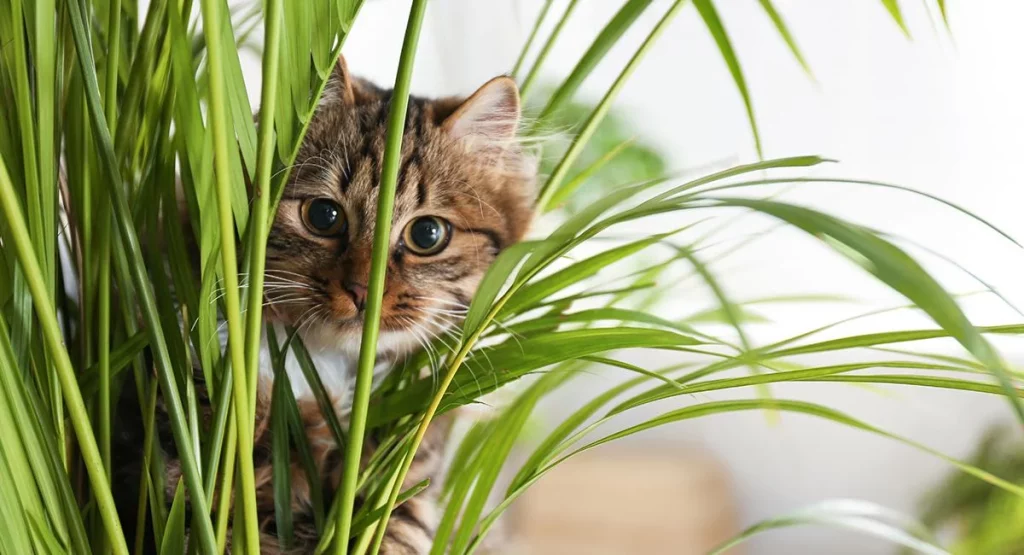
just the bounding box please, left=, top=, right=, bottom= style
left=0, top=0, right=1017, bottom=554
left=917, top=426, right=1024, bottom=554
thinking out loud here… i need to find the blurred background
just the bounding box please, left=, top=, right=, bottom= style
left=234, top=1, right=1024, bottom=552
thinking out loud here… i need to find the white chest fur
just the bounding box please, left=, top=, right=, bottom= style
left=251, top=323, right=396, bottom=409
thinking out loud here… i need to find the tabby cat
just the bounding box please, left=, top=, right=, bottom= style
left=112, top=56, right=536, bottom=554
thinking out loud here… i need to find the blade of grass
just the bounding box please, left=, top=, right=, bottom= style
left=197, top=0, right=261, bottom=546
left=271, top=362, right=295, bottom=549
left=536, top=0, right=687, bottom=209
left=342, top=1, right=429, bottom=553
left=712, top=198, right=1024, bottom=423
left=710, top=499, right=947, bottom=555
left=518, top=0, right=581, bottom=100
left=62, top=0, right=218, bottom=549
left=756, top=0, right=812, bottom=76
left=546, top=136, right=636, bottom=210
left=535, top=0, right=654, bottom=126
left=474, top=398, right=1022, bottom=555
left=881, top=0, right=911, bottom=36
left=269, top=331, right=325, bottom=530
left=0, top=318, right=87, bottom=551
left=0, top=155, right=128, bottom=553
left=290, top=333, right=347, bottom=448
left=34, top=0, right=58, bottom=303
left=449, top=371, right=565, bottom=554
left=692, top=0, right=763, bottom=157
left=244, top=0, right=284, bottom=417
left=511, top=0, right=554, bottom=78
left=97, top=0, right=121, bottom=506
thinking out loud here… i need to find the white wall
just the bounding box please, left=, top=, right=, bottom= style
left=261, top=1, right=1024, bottom=552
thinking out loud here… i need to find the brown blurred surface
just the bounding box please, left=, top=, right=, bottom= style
left=508, top=447, right=740, bottom=554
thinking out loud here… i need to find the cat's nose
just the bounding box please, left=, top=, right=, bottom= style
left=343, top=281, right=368, bottom=311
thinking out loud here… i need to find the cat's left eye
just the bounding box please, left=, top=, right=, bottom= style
left=402, top=216, right=451, bottom=256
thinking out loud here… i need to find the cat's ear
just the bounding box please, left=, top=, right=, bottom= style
left=441, top=76, right=520, bottom=150
left=322, top=55, right=366, bottom=107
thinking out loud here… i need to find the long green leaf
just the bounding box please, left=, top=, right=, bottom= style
left=692, top=0, right=762, bottom=157
left=756, top=0, right=812, bottom=76
left=348, top=2, right=430, bottom=553
left=713, top=198, right=1024, bottom=423
left=198, top=0, right=261, bottom=545
left=0, top=137, right=128, bottom=555
left=710, top=499, right=947, bottom=555
left=536, top=0, right=653, bottom=125
left=536, top=0, right=686, bottom=208
left=62, top=0, right=217, bottom=549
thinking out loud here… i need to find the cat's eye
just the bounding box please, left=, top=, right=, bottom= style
left=301, top=198, right=347, bottom=237
left=402, top=216, right=451, bottom=256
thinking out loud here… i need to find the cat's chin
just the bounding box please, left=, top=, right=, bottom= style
left=295, top=321, right=421, bottom=360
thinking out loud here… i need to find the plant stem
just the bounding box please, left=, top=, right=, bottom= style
left=511, top=0, right=554, bottom=78
left=215, top=417, right=238, bottom=552
left=99, top=0, right=122, bottom=489
left=518, top=0, right=581, bottom=100
left=244, top=0, right=284, bottom=415
left=536, top=0, right=686, bottom=210
left=197, top=0, right=260, bottom=549
left=335, top=1, right=430, bottom=553
left=0, top=154, right=129, bottom=555
left=64, top=0, right=220, bottom=550
left=535, top=0, right=653, bottom=127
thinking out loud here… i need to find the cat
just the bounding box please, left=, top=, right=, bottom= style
left=112, top=55, right=536, bottom=554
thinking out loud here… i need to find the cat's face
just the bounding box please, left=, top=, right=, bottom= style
left=264, top=58, right=534, bottom=357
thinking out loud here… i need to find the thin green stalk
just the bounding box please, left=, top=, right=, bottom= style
left=63, top=0, right=219, bottom=550
left=336, top=1, right=430, bottom=553
left=0, top=154, right=128, bottom=555
left=35, top=0, right=58, bottom=302
left=519, top=0, right=581, bottom=100
left=99, top=0, right=123, bottom=490
left=510, top=0, right=554, bottom=78
left=132, top=380, right=158, bottom=555
left=215, top=417, right=238, bottom=553
left=369, top=237, right=558, bottom=550
left=351, top=466, right=401, bottom=555
left=536, top=0, right=653, bottom=126
left=537, top=0, right=686, bottom=210
left=36, top=0, right=63, bottom=458
left=197, top=0, right=260, bottom=549
left=244, top=0, right=284, bottom=415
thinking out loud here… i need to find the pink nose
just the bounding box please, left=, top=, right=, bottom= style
left=343, top=281, right=368, bottom=311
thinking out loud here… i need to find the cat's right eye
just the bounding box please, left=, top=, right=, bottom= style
left=301, top=198, right=347, bottom=237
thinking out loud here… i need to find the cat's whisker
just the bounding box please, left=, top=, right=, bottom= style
left=264, top=268, right=314, bottom=279
left=263, top=276, right=315, bottom=287
left=295, top=305, right=326, bottom=337
left=402, top=316, right=439, bottom=377
left=416, top=310, right=491, bottom=393
left=415, top=322, right=456, bottom=396
left=418, top=318, right=458, bottom=355
left=414, top=296, right=470, bottom=310
left=418, top=308, right=469, bottom=321
left=260, top=284, right=315, bottom=299
left=413, top=320, right=450, bottom=396
left=412, top=311, right=461, bottom=339
left=418, top=303, right=469, bottom=313
left=263, top=271, right=317, bottom=288
left=263, top=297, right=314, bottom=310
left=418, top=312, right=463, bottom=334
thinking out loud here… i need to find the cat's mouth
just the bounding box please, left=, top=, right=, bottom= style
left=263, top=286, right=466, bottom=358
left=292, top=312, right=440, bottom=358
